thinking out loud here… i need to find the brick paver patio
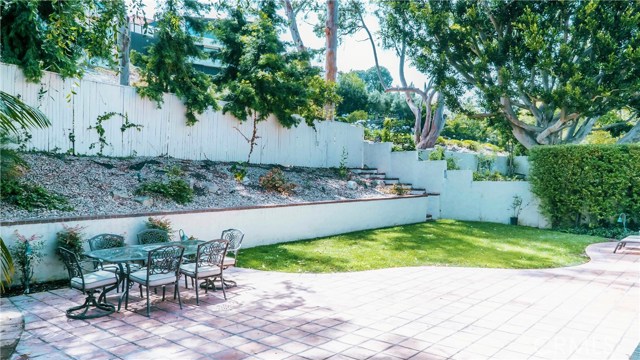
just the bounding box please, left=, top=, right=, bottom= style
left=2, top=242, right=639, bottom=359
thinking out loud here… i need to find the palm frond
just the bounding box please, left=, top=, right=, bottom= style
left=0, top=91, right=51, bottom=135
left=0, top=237, right=14, bottom=293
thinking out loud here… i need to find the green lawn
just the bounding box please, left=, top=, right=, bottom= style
left=240, top=220, right=607, bottom=272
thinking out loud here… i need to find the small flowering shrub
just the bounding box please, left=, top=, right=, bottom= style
left=146, top=217, right=174, bottom=239
left=259, top=168, right=296, bottom=195
left=56, top=224, right=86, bottom=258
left=10, top=231, right=44, bottom=294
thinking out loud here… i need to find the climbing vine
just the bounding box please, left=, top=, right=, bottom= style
left=88, top=112, right=142, bottom=156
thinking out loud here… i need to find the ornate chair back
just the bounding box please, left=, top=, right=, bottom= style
left=88, top=234, right=125, bottom=251
left=137, top=229, right=170, bottom=245
left=220, top=229, right=244, bottom=258
left=58, top=247, right=86, bottom=291
left=196, top=239, right=229, bottom=271
left=146, top=245, right=184, bottom=278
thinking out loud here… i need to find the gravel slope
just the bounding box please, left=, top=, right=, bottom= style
left=1, top=153, right=392, bottom=221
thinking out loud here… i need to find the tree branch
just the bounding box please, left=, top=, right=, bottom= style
left=282, top=0, right=305, bottom=51
left=356, top=6, right=386, bottom=91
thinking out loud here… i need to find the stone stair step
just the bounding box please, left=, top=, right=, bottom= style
left=360, top=172, right=386, bottom=179
left=410, top=188, right=427, bottom=195
left=349, top=168, right=379, bottom=175
left=383, top=178, right=400, bottom=185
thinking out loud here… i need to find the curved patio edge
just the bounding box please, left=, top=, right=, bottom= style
left=0, top=300, right=24, bottom=360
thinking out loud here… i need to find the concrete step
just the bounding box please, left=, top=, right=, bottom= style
left=359, top=172, right=386, bottom=179
left=349, top=168, right=378, bottom=175
left=383, top=178, right=400, bottom=185
left=410, top=188, right=427, bottom=195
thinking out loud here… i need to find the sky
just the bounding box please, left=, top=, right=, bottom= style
left=136, top=0, right=432, bottom=88
left=279, top=9, right=432, bottom=88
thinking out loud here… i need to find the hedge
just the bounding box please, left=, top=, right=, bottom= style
left=529, top=144, right=640, bottom=229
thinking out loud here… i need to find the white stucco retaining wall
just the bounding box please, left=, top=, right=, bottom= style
left=1, top=196, right=429, bottom=284
left=439, top=170, right=549, bottom=228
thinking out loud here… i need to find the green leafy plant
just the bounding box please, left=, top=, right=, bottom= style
left=446, top=157, right=459, bottom=171
left=1, top=179, right=72, bottom=211
left=556, top=226, right=634, bottom=240
left=428, top=147, right=445, bottom=161
left=56, top=225, right=86, bottom=258
left=529, top=144, right=640, bottom=229
left=389, top=184, right=408, bottom=195
left=1, top=1, right=125, bottom=82
left=0, top=134, right=28, bottom=182
left=428, top=147, right=459, bottom=170
left=364, top=118, right=415, bottom=151
left=0, top=91, right=50, bottom=185
left=510, top=195, right=524, bottom=218
left=213, top=1, right=339, bottom=130
left=259, top=168, right=296, bottom=195
left=337, top=148, right=349, bottom=179
left=136, top=178, right=193, bottom=205
left=1, top=237, right=14, bottom=293
left=146, top=217, right=174, bottom=239
left=132, top=0, right=219, bottom=125
left=476, top=154, right=496, bottom=173
left=230, top=162, right=248, bottom=183
left=10, top=231, right=44, bottom=294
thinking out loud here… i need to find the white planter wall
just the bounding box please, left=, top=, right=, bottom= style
left=1, top=196, right=429, bottom=283
left=361, top=147, right=548, bottom=228
left=436, top=170, right=548, bottom=227
left=0, top=63, right=364, bottom=168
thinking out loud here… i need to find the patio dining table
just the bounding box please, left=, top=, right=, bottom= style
left=84, top=240, right=205, bottom=310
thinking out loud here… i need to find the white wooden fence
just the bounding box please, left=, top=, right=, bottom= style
left=0, top=63, right=364, bottom=167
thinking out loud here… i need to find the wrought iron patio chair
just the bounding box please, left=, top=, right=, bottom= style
left=136, top=229, right=169, bottom=245
left=88, top=233, right=140, bottom=291
left=125, top=244, right=185, bottom=317
left=180, top=239, right=229, bottom=305
left=220, top=229, right=244, bottom=288
left=58, top=247, right=118, bottom=319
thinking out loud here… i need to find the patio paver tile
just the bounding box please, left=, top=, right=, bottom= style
left=5, top=243, right=638, bottom=360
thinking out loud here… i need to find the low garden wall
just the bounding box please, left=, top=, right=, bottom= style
left=362, top=143, right=548, bottom=228
left=440, top=170, right=549, bottom=228
left=1, top=195, right=429, bottom=284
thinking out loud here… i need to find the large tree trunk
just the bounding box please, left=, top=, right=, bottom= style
left=118, top=17, right=130, bottom=86
left=282, top=0, right=305, bottom=51
left=418, top=96, right=445, bottom=148
left=618, top=121, right=640, bottom=143
left=387, top=39, right=446, bottom=150
left=324, top=0, right=338, bottom=120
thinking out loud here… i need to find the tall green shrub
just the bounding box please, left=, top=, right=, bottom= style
left=529, top=145, right=640, bottom=229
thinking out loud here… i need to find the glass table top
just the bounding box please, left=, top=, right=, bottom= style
left=84, top=240, right=204, bottom=263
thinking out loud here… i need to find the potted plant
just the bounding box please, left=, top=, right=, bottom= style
left=509, top=195, right=524, bottom=225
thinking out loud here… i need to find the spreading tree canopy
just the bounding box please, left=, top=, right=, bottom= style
left=384, top=0, right=640, bottom=148
left=336, top=72, right=369, bottom=116
left=132, top=0, right=219, bottom=125
left=0, top=0, right=125, bottom=81
left=354, top=66, right=393, bottom=93
left=212, top=0, right=338, bottom=128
